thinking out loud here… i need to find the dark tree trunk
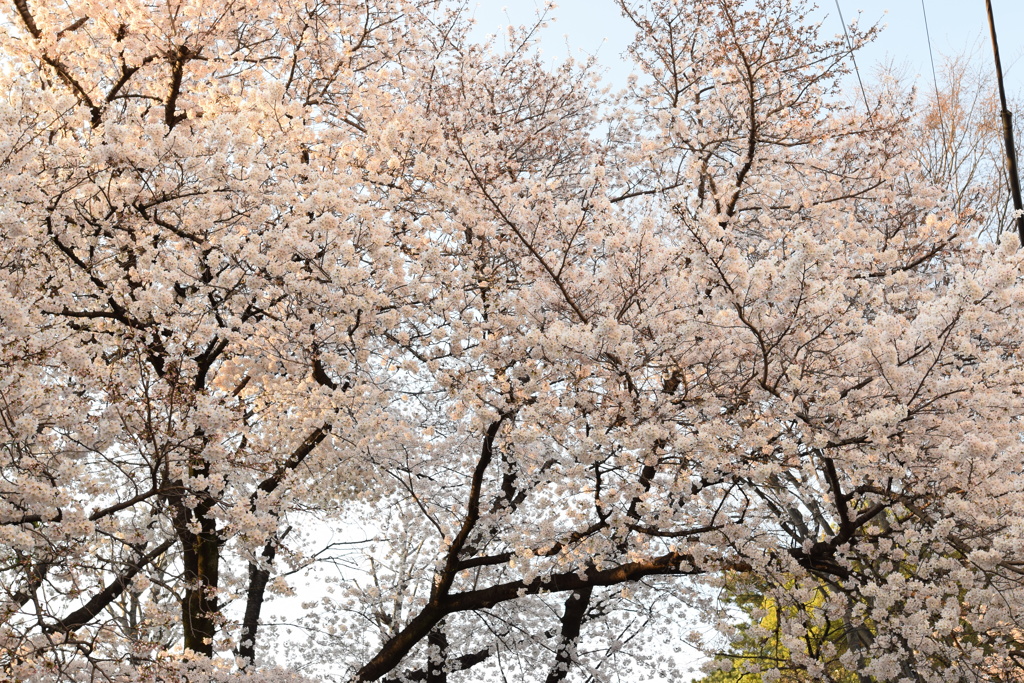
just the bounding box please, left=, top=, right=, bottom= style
left=179, top=510, right=220, bottom=656
left=425, top=623, right=449, bottom=683
left=171, top=456, right=222, bottom=657
left=237, top=541, right=276, bottom=667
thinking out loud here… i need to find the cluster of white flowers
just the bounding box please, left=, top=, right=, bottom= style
left=1, top=0, right=1023, bottom=682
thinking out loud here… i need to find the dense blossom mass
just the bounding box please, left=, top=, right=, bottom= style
left=1, top=0, right=1024, bottom=681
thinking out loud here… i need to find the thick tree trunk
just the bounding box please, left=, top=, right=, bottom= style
left=544, top=586, right=593, bottom=683
left=180, top=512, right=220, bottom=656
left=171, top=456, right=222, bottom=657
left=237, top=541, right=276, bottom=667
left=425, top=624, right=449, bottom=683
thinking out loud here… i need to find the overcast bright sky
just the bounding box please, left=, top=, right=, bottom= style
left=471, top=0, right=1024, bottom=98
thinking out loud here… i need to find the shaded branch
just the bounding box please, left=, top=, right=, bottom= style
left=356, top=550, right=699, bottom=681
left=46, top=538, right=174, bottom=633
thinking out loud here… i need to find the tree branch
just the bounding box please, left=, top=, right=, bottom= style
left=356, top=550, right=699, bottom=681
left=46, top=538, right=174, bottom=633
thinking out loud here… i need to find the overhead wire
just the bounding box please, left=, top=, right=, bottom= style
left=921, top=0, right=948, bottom=151
left=834, top=0, right=872, bottom=117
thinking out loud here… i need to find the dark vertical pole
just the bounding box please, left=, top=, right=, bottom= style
left=986, top=0, right=1024, bottom=245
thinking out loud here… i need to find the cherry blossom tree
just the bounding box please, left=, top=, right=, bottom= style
left=2, top=0, right=1024, bottom=681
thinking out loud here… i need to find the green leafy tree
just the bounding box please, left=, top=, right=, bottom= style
left=696, top=573, right=868, bottom=683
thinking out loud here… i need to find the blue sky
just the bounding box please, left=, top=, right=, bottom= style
left=470, top=0, right=1024, bottom=97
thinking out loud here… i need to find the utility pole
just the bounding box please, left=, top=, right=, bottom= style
left=985, top=0, right=1024, bottom=246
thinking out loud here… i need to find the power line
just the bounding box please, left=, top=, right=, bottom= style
left=921, top=0, right=947, bottom=143
left=834, top=0, right=871, bottom=117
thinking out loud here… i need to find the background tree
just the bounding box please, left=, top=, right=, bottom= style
left=2, top=1, right=1024, bottom=682
left=689, top=51, right=1024, bottom=683
left=907, top=53, right=1021, bottom=242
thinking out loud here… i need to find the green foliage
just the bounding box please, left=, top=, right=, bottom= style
left=695, top=575, right=865, bottom=683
